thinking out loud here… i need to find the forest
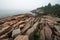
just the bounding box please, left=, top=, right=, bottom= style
left=37, top=3, right=60, bottom=17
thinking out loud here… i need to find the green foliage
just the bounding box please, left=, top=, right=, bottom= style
left=31, top=3, right=60, bottom=17
left=34, top=31, right=41, bottom=40
left=39, top=3, right=60, bottom=17
left=45, top=37, right=49, bottom=40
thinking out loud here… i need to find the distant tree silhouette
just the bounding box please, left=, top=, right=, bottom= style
left=31, top=3, right=60, bottom=17
left=38, top=3, right=60, bottom=17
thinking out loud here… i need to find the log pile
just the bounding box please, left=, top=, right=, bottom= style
left=0, top=13, right=60, bottom=40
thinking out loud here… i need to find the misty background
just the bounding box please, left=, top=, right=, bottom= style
left=0, top=0, right=60, bottom=18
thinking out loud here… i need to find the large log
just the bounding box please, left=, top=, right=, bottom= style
left=44, top=26, right=52, bottom=40
left=21, top=22, right=31, bottom=34
left=39, top=28, right=45, bottom=40
left=14, top=35, right=29, bottom=40
left=26, top=22, right=39, bottom=40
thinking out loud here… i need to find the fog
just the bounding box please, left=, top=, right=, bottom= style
left=0, top=0, right=60, bottom=18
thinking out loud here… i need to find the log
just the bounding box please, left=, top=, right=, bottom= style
left=39, top=28, right=45, bottom=40
left=14, top=35, right=29, bottom=40
left=26, top=22, right=39, bottom=40
left=44, top=26, right=52, bottom=40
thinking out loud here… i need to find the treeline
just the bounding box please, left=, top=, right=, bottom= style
left=38, top=3, right=60, bottom=17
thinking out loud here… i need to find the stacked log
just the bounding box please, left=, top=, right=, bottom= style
left=0, top=14, right=60, bottom=40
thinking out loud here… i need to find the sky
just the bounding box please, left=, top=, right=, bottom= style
left=0, top=0, right=60, bottom=18
left=0, top=0, right=60, bottom=11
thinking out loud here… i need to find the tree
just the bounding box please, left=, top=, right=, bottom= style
left=31, top=3, right=60, bottom=17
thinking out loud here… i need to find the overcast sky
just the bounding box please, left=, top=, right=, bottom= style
left=0, top=0, right=60, bottom=11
